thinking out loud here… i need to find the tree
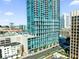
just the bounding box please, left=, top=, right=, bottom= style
left=0, top=25, right=2, bottom=27
left=21, top=45, right=24, bottom=56
left=5, top=26, right=9, bottom=28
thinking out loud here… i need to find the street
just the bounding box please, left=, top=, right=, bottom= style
left=23, top=46, right=61, bottom=59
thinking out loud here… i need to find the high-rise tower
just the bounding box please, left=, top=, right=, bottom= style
left=70, top=10, right=79, bottom=59
left=27, top=0, right=60, bottom=53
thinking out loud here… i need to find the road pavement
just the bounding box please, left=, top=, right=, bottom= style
left=23, top=46, right=61, bottom=59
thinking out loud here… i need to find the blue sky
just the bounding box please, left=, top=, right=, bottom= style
left=0, top=0, right=79, bottom=25
left=0, top=0, right=26, bottom=25
left=61, top=0, right=79, bottom=14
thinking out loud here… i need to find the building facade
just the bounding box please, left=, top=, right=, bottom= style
left=60, top=15, right=64, bottom=29
left=0, top=37, right=21, bottom=59
left=70, top=10, right=79, bottom=59
left=14, top=25, right=27, bottom=32
left=0, top=26, right=22, bottom=33
left=0, top=32, right=36, bottom=57
left=27, top=0, right=60, bottom=53
left=60, top=13, right=71, bottom=29
left=64, top=13, right=71, bottom=28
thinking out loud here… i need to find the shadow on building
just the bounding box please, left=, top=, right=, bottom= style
left=59, top=36, right=70, bottom=56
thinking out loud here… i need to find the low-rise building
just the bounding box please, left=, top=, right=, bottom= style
left=0, top=27, right=22, bottom=33
left=0, top=32, right=36, bottom=58
left=0, top=37, right=21, bottom=59
left=14, top=25, right=27, bottom=32
left=0, top=42, right=21, bottom=59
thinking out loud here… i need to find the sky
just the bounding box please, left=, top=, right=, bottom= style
left=0, top=0, right=79, bottom=25
left=61, top=0, right=79, bottom=14
left=0, top=0, right=26, bottom=25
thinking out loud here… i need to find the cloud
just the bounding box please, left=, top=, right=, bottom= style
left=4, top=12, right=14, bottom=16
left=3, top=0, right=12, bottom=2
left=70, top=0, right=79, bottom=6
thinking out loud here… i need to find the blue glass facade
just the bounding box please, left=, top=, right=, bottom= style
left=27, top=0, right=60, bottom=53
left=60, top=15, right=64, bottom=29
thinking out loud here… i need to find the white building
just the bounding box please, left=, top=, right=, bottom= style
left=0, top=36, right=21, bottom=59
left=10, top=32, right=36, bottom=56
left=63, top=13, right=71, bottom=28
left=0, top=32, right=36, bottom=58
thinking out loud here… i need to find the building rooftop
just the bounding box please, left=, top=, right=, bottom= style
left=0, top=27, right=22, bottom=32
left=0, top=32, right=37, bottom=41
left=71, top=10, right=79, bottom=16
left=0, top=42, right=20, bottom=47
left=0, top=32, right=34, bottom=36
